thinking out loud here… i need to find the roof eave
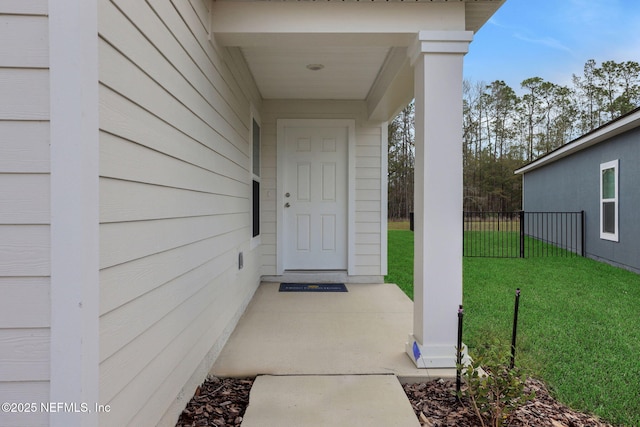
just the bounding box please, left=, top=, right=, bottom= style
left=514, top=107, right=640, bottom=175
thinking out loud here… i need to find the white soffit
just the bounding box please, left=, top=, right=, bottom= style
left=241, top=46, right=390, bottom=99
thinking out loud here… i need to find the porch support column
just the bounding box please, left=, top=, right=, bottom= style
left=406, top=31, right=473, bottom=368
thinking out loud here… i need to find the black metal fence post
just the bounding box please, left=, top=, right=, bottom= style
left=519, top=211, right=525, bottom=258
left=456, top=304, right=464, bottom=394
left=510, top=288, right=521, bottom=369
left=581, top=210, right=586, bottom=257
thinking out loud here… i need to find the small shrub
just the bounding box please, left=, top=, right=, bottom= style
left=458, top=347, right=534, bottom=427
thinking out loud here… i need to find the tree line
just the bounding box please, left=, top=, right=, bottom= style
left=387, top=59, right=640, bottom=219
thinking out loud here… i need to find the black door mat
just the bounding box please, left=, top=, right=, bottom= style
left=279, top=283, right=348, bottom=292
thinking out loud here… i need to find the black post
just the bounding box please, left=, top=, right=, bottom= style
left=581, top=210, right=586, bottom=257
left=510, top=288, right=521, bottom=369
left=456, top=304, right=464, bottom=394
left=519, top=211, right=525, bottom=258
left=462, top=212, right=465, bottom=257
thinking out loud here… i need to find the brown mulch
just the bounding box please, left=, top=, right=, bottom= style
left=176, top=376, right=612, bottom=427
left=176, top=377, right=253, bottom=427
left=403, top=378, right=613, bottom=427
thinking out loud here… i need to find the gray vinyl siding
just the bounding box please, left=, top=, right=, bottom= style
left=98, top=0, right=262, bottom=425
left=523, top=126, right=640, bottom=273
left=0, top=4, right=50, bottom=427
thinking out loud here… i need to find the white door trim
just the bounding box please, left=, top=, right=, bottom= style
left=276, top=119, right=356, bottom=275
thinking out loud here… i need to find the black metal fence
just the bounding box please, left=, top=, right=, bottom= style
left=463, top=211, right=585, bottom=258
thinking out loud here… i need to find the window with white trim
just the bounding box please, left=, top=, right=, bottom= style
left=600, top=159, right=618, bottom=241
left=251, top=112, right=261, bottom=244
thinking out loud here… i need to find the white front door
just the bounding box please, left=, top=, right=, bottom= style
left=282, top=124, right=348, bottom=270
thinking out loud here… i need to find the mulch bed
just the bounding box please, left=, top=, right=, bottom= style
left=403, top=378, right=613, bottom=427
left=176, top=377, right=253, bottom=427
left=176, top=376, right=612, bottom=427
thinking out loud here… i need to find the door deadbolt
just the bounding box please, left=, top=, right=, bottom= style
left=285, top=192, right=290, bottom=198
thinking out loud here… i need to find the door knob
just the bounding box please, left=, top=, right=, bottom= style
left=285, top=202, right=290, bottom=208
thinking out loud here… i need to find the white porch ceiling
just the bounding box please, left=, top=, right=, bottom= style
left=241, top=46, right=391, bottom=100
left=212, top=0, right=506, bottom=117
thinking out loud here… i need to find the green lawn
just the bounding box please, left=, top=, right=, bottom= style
left=386, top=229, right=640, bottom=426
left=464, top=231, right=581, bottom=258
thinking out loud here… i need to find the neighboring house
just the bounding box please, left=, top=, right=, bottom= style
left=0, top=1, right=504, bottom=426
left=515, top=107, right=640, bottom=273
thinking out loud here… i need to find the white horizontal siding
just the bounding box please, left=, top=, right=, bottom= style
left=0, top=278, right=50, bottom=328
left=356, top=155, right=382, bottom=168
left=148, top=0, right=253, bottom=120
left=356, top=167, right=381, bottom=179
left=0, top=328, right=49, bottom=381
left=357, top=211, right=383, bottom=223
left=356, top=189, right=382, bottom=201
left=356, top=233, right=382, bottom=244
left=103, top=267, right=251, bottom=427
left=356, top=222, right=382, bottom=233
left=100, top=228, right=246, bottom=316
left=100, top=213, right=248, bottom=269
left=0, top=382, right=49, bottom=427
left=0, top=121, right=50, bottom=173
left=0, top=1, right=47, bottom=15
left=97, top=0, right=262, bottom=425
left=0, top=68, right=48, bottom=120
left=0, top=15, right=48, bottom=68
left=0, top=225, right=49, bottom=276
left=355, top=127, right=383, bottom=271
left=100, top=178, right=248, bottom=223
left=0, top=174, right=49, bottom=224
left=0, top=8, right=51, bottom=424
left=356, top=200, right=381, bottom=211
left=261, top=100, right=385, bottom=276
left=100, top=249, right=236, bottom=363
left=99, top=86, right=247, bottom=184
left=99, top=41, right=248, bottom=167
left=188, top=0, right=209, bottom=35
left=100, top=132, right=248, bottom=197
left=99, top=0, right=248, bottom=154
left=100, top=253, right=238, bottom=397
left=356, top=178, right=381, bottom=190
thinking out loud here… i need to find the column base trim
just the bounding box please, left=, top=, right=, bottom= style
left=405, top=334, right=469, bottom=369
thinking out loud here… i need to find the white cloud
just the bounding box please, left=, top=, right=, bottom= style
left=513, top=33, right=574, bottom=55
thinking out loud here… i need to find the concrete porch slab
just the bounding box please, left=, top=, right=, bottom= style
left=210, top=282, right=456, bottom=381
left=241, top=375, right=421, bottom=427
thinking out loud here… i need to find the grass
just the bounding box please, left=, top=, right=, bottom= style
left=386, top=229, right=640, bottom=426
left=463, top=231, right=581, bottom=258
left=388, top=220, right=411, bottom=230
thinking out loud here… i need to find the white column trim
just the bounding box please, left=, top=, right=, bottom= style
left=380, top=121, right=389, bottom=276
left=49, top=0, right=100, bottom=425
left=408, top=30, right=473, bottom=65
left=406, top=31, right=471, bottom=369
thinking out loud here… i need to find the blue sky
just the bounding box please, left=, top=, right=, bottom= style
left=464, top=0, right=640, bottom=93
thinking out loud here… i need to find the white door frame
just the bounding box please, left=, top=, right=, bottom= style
left=276, top=119, right=356, bottom=275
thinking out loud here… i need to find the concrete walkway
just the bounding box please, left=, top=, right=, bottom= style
left=241, top=375, right=420, bottom=427
left=210, top=282, right=453, bottom=426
